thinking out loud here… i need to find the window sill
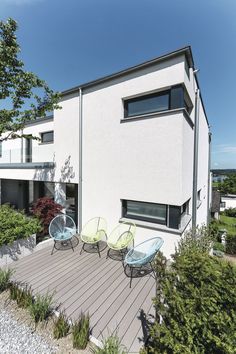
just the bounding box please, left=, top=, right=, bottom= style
left=38, top=141, right=54, bottom=145
left=119, top=215, right=191, bottom=235
left=120, top=108, right=194, bottom=128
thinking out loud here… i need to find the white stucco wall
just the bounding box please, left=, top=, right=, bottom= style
left=220, top=196, right=236, bottom=211
left=53, top=92, right=79, bottom=184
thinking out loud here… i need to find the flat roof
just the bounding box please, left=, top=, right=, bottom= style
left=60, top=46, right=209, bottom=126
left=62, top=46, right=194, bottom=95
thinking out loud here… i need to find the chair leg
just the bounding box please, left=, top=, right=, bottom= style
left=106, top=248, right=110, bottom=259
left=69, top=238, right=74, bottom=252
left=130, top=266, right=134, bottom=288
left=97, top=242, right=101, bottom=258
left=51, top=241, right=56, bottom=255
left=150, top=262, right=156, bottom=279
left=80, top=242, right=85, bottom=255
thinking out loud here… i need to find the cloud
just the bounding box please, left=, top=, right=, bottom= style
left=213, top=144, right=236, bottom=154
left=1, top=0, right=43, bottom=5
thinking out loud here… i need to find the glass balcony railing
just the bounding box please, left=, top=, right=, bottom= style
left=0, top=145, right=54, bottom=164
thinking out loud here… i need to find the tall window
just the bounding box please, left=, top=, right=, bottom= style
left=41, top=131, right=54, bottom=143
left=124, top=85, right=192, bottom=118
left=0, top=142, right=2, bottom=157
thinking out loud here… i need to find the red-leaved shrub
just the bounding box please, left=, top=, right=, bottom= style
left=32, top=197, right=63, bottom=235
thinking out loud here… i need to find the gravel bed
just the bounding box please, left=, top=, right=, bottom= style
left=0, top=308, right=57, bottom=354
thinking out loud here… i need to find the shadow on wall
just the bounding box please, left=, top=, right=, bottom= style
left=60, top=155, right=75, bottom=182
left=33, top=155, right=75, bottom=183
left=0, top=235, right=36, bottom=267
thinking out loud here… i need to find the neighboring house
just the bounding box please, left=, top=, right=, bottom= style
left=211, top=189, right=221, bottom=220
left=220, top=194, right=236, bottom=212
left=212, top=175, right=228, bottom=183
left=0, top=46, right=211, bottom=258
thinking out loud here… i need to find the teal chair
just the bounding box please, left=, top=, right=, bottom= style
left=49, top=214, right=77, bottom=255
left=124, top=237, right=164, bottom=287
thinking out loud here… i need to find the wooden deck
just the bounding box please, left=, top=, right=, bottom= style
left=10, top=238, right=156, bottom=353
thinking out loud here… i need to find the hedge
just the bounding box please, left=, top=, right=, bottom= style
left=0, top=205, right=42, bottom=247
left=226, top=233, right=236, bottom=255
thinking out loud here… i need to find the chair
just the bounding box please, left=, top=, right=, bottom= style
left=80, top=217, right=107, bottom=257
left=124, top=237, right=164, bottom=287
left=49, top=214, right=77, bottom=255
left=106, top=221, right=136, bottom=259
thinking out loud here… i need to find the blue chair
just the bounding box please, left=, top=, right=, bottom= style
left=124, top=237, right=164, bottom=287
left=49, top=214, right=77, bottom=255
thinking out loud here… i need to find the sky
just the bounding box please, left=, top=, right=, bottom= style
left=1, top=0, right=236, bottom=169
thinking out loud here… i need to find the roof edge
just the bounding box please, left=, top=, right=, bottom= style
left=61, top=46, right=194, bottom=96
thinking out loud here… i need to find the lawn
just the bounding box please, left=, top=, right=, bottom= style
left=219, top=215, right=236, bottom=234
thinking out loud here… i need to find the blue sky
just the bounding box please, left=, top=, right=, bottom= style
left=1, top=0, right=236, bottom=169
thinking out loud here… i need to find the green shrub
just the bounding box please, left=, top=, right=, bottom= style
left=9, top=282, right=32, bottom=308
left=0, top=268, right=13, bottom=292
left=208, top=220, right=219, bottom=240
left=72, top=313, right=90, bottom=349
left=53, top=312, right=70, bottom=339
left=147, top=229, right=236, bottom=353
left=224, top=207, right=236, bottom=218
left=0, top=205, right=42, bottom=247
left=91, top=334, right=127, bottom=354
left=175, top=226, right=212, bottom=257
left=226, top=233, right=236, bottom=254
left=29, top=292, right=54, bottom=323
left=213, top=241, right=225, bottom=252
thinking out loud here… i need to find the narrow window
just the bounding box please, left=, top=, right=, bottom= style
left=0, top=142, right=2, bottom=157
left=124, top=91, right=169, bottom=118
left=122, top=200, right=167, bottom=225
left=41, top=131, right=54, bottom=143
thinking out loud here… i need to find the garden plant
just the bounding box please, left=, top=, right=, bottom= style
left=143, top=228, right=236, bottom=354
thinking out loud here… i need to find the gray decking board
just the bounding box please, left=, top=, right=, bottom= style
left=10, top=242, right=156, bottom=353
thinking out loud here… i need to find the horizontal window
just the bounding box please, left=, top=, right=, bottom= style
left=41, top=131, right=54, bottom=143
left=122, top=200, right=167, bottom=225
left=124, top=85, right=193, bottom=118
left=122, top=199, right=190, bottom=230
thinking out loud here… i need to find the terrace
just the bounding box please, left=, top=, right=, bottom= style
left=10, top=239, right=156, bottom=353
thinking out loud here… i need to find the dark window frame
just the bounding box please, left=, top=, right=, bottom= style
left=40, top=130, right=54, bottom=144
left=123, top=85, right=192, bottom=119
left=122, top=199, right=168, bottom=226
left=122, top=199, right=190, bottom=230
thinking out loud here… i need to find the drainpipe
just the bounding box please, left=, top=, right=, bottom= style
left=192, top=88, right=200, bottom=235
left=78, top=88, right=83, bottom=233
left=207, top=131, right=212, bottom=225
left=21, top=129, right=23, bottom=163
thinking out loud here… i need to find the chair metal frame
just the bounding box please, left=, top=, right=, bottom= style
left=49, top=214, right=77, bottom=255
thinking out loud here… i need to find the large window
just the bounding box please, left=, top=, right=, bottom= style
left=41, top=131, right=54, bottom=143
left=122, top=199, right=190, bottom=230
left=122, top=200, right=167, bottom=225
left=124, top=85, right=192, bottom=118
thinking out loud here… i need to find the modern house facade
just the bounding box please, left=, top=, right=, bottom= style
left=0, top=46, right=211, bottom=258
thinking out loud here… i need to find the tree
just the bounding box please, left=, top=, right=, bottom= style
left=0, top=18, right=60, bottom=141
left=218, top=174, right=236, bottom=195
left=143, top=231, right=236, bottom=354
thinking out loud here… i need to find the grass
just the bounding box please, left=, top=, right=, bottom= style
left=219, top=215, right=236, bottom=234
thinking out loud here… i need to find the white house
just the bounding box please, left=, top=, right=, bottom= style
left=220, top=194, right=236, bottom=212
left=0, top=46, right=211, bottom=258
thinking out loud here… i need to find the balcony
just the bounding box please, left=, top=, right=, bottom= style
left=0, top=145, right=55, bottom=169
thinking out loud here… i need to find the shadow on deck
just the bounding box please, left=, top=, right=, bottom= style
left=10, top=237, right=156, bottom=353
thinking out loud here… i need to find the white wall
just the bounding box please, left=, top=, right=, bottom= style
left=53, top=92, right=79, bottom=184
left=220, top=196, right=236, bottom=211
